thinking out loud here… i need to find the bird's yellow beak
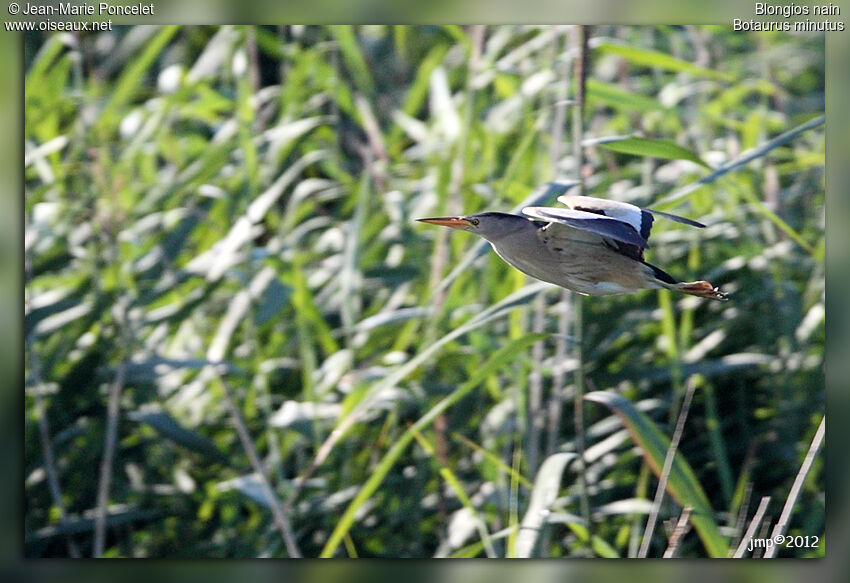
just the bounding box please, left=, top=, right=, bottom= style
left=416, top=217, right=471, bottom=230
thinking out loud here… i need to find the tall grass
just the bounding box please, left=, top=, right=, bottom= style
left=24, top=25, right=824, bottom=558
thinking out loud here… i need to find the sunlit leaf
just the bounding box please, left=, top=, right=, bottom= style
left=596, top=136, right=710, bottom=168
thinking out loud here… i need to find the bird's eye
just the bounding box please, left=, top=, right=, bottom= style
left=470, top=218, right=479, bottom=226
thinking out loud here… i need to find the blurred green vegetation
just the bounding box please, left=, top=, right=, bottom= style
left=24, top=25, right=824, bottom=558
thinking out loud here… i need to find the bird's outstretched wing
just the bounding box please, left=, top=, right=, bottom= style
left=524, top=195, right=707, bottom=262
left=556, top=194, right=705, bottom=241
left=522, top=206, right=649, bottom=249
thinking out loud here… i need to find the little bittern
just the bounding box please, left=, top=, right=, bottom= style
left=417, top=194, right=728, bottom=301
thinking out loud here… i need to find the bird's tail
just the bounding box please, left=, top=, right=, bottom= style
left=646, top=262, right=729, bottom=301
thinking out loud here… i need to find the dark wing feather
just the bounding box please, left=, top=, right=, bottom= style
left=643, top=207, right=706, bottom=228
left=522, top=206, right=649, bottom=249
left=603, top=239, right=646, bottom=262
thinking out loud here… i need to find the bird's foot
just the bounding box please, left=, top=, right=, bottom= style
left=674, top=280, right=729, bottom=301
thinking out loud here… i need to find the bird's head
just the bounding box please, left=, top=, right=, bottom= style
left=416, top=212, right=529, bottom=242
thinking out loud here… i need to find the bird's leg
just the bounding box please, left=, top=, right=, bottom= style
left=672, top=280, right=729, bottom=301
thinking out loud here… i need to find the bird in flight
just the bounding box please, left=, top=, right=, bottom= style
left=417, top=194, right=728, bottom=301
